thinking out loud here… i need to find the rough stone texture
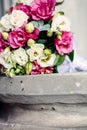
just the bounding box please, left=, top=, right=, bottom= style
left=0, top=103, right=87, bottom=129
left=0, top=124, right=87, bottom=130
left=0, top=73, right=87, bottom=129
left=0, top=72, right=87, bottom=104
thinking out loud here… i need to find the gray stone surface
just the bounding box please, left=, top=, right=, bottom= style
left=0, top=124, right=87, bottom=130
left=0, top=103, right=87, bottom=129
left=0, top=73, right=87, bottom=129
left=0, top=72, right=87, bottom=104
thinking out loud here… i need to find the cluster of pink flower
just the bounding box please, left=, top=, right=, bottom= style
left=0, top=0, right=74, bottom=76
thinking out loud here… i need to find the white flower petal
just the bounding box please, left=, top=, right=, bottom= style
left=27, top=44, right=44, bottom=62
left=51, top=15, right=71, bottom=32
left=0, top=53, right=12, bottom=69
left=10, top=10, right=28, bottom=28
left=37, top=54, right=56, bottom=67
left=14, top=48, right=28, bottom=66
left=0, top=14, right=13, bottom=31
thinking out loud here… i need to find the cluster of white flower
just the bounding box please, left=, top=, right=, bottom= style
left=0, top=10, right=28, bottom=31
left=51, top=13, right=71, bottom=32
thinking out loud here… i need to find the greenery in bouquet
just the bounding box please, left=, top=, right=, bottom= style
left=0, top=0, right=74, bottom=77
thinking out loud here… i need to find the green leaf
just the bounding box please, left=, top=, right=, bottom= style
left=30, top=21, right=39, bottom=28
left=56, top=0, right=64, bottom=6
left=38, top=20, right=44, bottom=25
left=53, top=66, right=58, bottom=73
left=53, top=54, right=65, bottom=66
left=36, top=39, right=47, bottom=44
left=31, top=21, right=50, bottom=31
left=68, top=50, right=74, bottom=62
left=41, top=24, right=50, bottom=31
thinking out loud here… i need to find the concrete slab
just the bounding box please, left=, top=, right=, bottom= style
left=0, top=73, right=87, bottom=104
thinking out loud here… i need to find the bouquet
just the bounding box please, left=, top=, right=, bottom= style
left=0, top=0, right=74, bottom=77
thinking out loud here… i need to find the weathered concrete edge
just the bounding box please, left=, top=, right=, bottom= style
left=0, top=72, right=87, bottom=104
left=0, top=94, right=87, bottom=104
left=0, top=123, right=87, bottom=130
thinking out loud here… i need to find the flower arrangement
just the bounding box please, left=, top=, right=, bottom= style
left=0, top=0, right=74, bottom=77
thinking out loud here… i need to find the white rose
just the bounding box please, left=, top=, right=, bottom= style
left=10, top=10, right=28, bottom=28
left=27, top=44, right=44, bottom=62
left=1, top=47, right=11, bottom=62
left=0, top=53, right=12, bottom=69
left=1, top=47, right=15, bottom=68
left=0, top=14, right=13, bottom=31
left=37, top=54, right=56, bottom=67
left=51, top=14, right=71, bottom=32
left=0, top=26, right=4, bottom=32
left=13, top=48, right=28, bottom=66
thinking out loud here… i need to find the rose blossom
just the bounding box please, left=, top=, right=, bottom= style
left=13, top=48, right=28, bottom=66
left=51, top=14, right=71, bottom=32
left=0, top=54, right=12, bottom=69
left=30, top=0, right=56, bottom=21
left=9, top=3, right=31, bottom=17
left=25, top=28, right=40, bottom=40
left=0, top=10, right=28, bottom=31
left=31, top=61, right=54, bottom=75
left=0, top=33, right=9, bottom=52
left=10, top=10, right=28, bottom=28
left=0, top=14, right=13, bottom=32
left=8, top=27, right=27, bottom=49
left=55, top=31, right=73, bottom=55
left=37, top=54, right=56, bottom=67
left=27, top=43, right=44, bottom=62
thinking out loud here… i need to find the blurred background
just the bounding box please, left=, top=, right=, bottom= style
left=0, top=0, right=87, bottom=59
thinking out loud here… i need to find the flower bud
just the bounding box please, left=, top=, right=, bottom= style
left=25, top=61, right=32, bottom=75
left=27, top=39, right=35, bottom=47
left=2, top=32, right=8, bottom=41
left=43, top=49, right=52, bottom=56
left=16, top=65, right=25, bottom=75
left=25, top=23, right=34, bottom=33
left=3, top=47, right=10, bottom=55
left=56, top=31, right=62, bottom=40
left=2, top=47, right=10, bottom=63
left=47, top=29, right=53, bottom=37
left=6, top=68, right=15, bottom=77
left=15, top=68, right=21, bottom=74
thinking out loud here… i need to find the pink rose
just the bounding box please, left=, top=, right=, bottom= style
left=0, top=33, right=9, bottom=52
left=30, top=0, right=56, bottom=21
left=9, top=3, right=31, bottom=17
left=31, top=61, right=54, bottom=75
left=55, top=31, right=73, bottom=55
left=8, top=28, right=27, bottom=49
left=26, top=28, right=40, bottom=40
